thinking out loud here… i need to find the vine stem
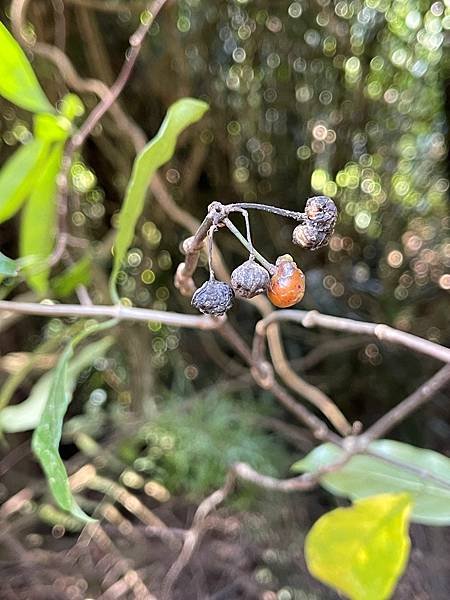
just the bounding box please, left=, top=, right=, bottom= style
left=224, top=218, right=275, bottom=274
left=0, top=301, right=224, bottom=330
left=227, top=202, right=305, bottom=221
left=49, top=0, right=169, bottom=266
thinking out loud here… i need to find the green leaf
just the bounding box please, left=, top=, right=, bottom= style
left=109, top=97, right=209, bottom=299
left=0, top=139, right=49, bottom=223
left=33, top=113, right=72, bottom=142
left=0, top=21, right=53, bottom=113
left=305, top=493, right=412, bottom=600
left=51, top=255, right=92, bottom=298
left=0, top=251, right=18, bottom=277
left=59, top=93, right=85, bottom=121
left=0, top=337, right=113, bottom=433
left=31, top=344, right=89, bottom=520
left=292, top=440, right=450, bottom=525
left=19, top=143, right=63, bottom=294
left=31, top=318, right=116, bottom=521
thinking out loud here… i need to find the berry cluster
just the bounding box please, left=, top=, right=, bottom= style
left=190, top=196, right=337, bottom=316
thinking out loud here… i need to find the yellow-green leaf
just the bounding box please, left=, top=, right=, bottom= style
left=19, top=144, right=63, bottom=294
left=59, top=93, right=85, bottom=121
left=0, top=21, right=53, bottom=113
left=109, top=97, right=209, bottom=299
left=292, top=440, right=450, bottom=525
left=305, top=493, right=412, bottom=600
left=33, top=113, right=72, bottom=142
left=0, top=139, right=49, bottom=223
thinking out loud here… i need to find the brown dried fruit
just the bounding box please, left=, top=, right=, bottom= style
left=230, top=259, right=270, bottom=299
left=191, top=279, right=234, bottom=316
left=293, top=196, right=337, bottom=250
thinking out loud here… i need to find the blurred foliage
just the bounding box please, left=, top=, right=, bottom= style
left=117, top=393, right=290, bottom=500
left=0, top=1, right=449, bottom=597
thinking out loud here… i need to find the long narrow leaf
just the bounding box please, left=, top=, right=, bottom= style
left=31, top=344, right=92, bottom=521
left=0, top=21, right=53, bottom=113
left=32, top=321, right=116, bottom=521
left=19, top=144, right=63, bottom=294
left=110, top=98, right=209, bottom=298
left=0, top=139, right=49, bottom=223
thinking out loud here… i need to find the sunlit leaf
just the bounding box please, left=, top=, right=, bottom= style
left=0, top=21, right=53, bottom=113
left=0, top=337, right=113, bottom=433
left=109, top=97, right=209, bottom=298
left=292, top=440, right=450, bottom=525
left=0, top=139, right=49, bottom=223
left=59, top=93, right=85, bottom=121
left=305, top=493, right=412, bottom=600
left=33, top=113, right=72, bottom=142
left=0, top=251, right=18, bottom=277
left=19, top=144, right=63, bottom=294
left=51, top=255, right=92, bottom=298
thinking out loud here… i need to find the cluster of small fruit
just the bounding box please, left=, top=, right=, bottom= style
left=191, top=196, right=337, bottom=316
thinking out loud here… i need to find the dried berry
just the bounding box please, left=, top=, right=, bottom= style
left=267, top=254, right=305, bottom=308
left=292, top=222, right=331, bottom=250
left=293, top=196, right=337, bottom=250
left=191, top=279, right=234, bottom=316
left=230, top=259, right=270, bottom=299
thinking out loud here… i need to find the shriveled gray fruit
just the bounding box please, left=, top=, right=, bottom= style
left=293, top=196, right=337, bottom=250
left=191, top=280, right=234, bottom=316
left=230, top=259, right=270, bottom=298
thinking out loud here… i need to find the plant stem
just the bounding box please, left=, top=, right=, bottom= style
left=0, top=301, right=224, bottom=330
left=228, top=202, right=305, bottom=222
left=224, top=218, right=275, bottom=274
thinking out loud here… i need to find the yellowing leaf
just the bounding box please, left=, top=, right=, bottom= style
left=305, top=493, right=412, bottom=600
left=110, top=97, right=209, bottom=300
left=0, top=21, right=53, bottom=113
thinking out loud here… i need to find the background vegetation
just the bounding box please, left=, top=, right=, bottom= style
left=0, top=0, right=449, bottom=598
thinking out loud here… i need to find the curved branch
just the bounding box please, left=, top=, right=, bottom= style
left=254, top=309, right=450, bottom=365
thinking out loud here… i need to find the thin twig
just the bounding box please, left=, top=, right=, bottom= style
left=49, top=0, right=169, bottom=266
left=361, top=364, right=450, bottom=442
left=0, top=300, right=224, bottom=330
left=254, top=309, right=450, bottom=365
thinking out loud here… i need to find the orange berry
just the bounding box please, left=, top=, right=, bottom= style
left=267, top=255, right=305, bottom=308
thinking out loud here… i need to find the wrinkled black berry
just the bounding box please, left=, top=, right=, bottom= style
left=293, top=196, right=337, bottom=250
left=230, top=259, right=270, bottom=299
left=191, top=279, right=234, bottom=315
